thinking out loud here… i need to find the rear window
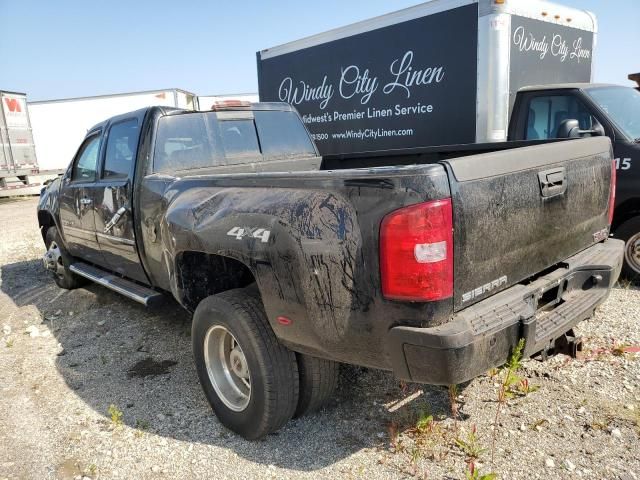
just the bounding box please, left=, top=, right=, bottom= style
left=153, top=110, right=315, bottom=173
left=153, top=114, right=221, bottom=173
left=255, top=111, right=316, bottom=158
left=218, top=119, right=260, bottom=161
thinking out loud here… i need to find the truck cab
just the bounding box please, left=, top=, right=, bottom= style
left=509, top=84, right=640, bottom=277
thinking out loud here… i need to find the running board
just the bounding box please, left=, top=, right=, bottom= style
left=69, top=262, right=164, bottom=306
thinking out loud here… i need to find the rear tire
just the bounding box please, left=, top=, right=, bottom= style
left=44, top=227, right=86, bottom=290
left=294, top=353, right=339, bottom=417
left=616, top=217, right=640, bottom=280
left=192, top=288, right=299, bottom=440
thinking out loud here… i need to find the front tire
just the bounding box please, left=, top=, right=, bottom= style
left=44, top=227, right=86, bottom=290
left=192, top=288, right=299, bottom=440
left=616, top=217, right=640, bottom=280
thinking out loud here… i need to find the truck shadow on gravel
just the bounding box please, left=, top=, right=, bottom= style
left=2, top=258, right=460, bottom=471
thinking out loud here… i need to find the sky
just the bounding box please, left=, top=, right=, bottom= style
left=1, top=0, right=639, bottom=101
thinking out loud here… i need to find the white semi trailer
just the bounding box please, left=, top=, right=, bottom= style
left=28, top=88, right=197, bottom=173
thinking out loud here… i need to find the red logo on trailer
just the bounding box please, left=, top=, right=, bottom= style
left=4, top=97, right=22, bottom=113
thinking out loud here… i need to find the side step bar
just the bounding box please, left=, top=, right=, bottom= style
left=69, top=262, right=164, bottom=306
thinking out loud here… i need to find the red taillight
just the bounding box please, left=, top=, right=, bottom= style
left=380, top=198, right=453, bottom=301
left=608, top=159, right=616, bottom=225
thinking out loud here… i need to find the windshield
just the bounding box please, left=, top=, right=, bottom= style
left=585, top=86, right=640, bottom=141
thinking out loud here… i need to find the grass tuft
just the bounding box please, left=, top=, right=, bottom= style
left=107, top=404, right=123, bottom=426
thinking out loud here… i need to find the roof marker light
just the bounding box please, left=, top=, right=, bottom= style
left=210, top=100, right=252, bottom=110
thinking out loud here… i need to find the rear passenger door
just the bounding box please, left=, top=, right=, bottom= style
left=94, top=118, right=148, bottom=283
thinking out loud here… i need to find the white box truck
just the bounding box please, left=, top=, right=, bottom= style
left=257, top=0, right=597, bottom=155
left=28, top=88, right=197, bottom=172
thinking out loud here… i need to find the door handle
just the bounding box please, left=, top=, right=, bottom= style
left=79, top=197, right=92, bottom=205
left=104, top=206, right=127, bottom=233
left=538, top=167, right=567, bottom=198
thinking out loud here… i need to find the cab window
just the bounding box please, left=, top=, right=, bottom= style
left=526, top=95, right=596, bottom=140
left=254, top=111, right=316, bottom=159
left=103, top=119, right=139, bottom=180
left=218, top=119, right=260, bottom=162
left=153, top=113, right=223, bottom=173
left=71, top=134, right=101, bottom=182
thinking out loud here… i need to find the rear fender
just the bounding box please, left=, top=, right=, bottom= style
left=163, top=187, right=362, bottom=349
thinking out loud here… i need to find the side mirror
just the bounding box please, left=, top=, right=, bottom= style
left=590, top=121, right=605, bottom=137
left=557, top=119, right=581, bottom=138
left=557, top=118, right=605, bottom=138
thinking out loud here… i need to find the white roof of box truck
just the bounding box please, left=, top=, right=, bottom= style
left=259, top=0, right=596, bottom=60
left=28, top=88, right=196, bottom=105
left=518, top=83, right=617, bottom=92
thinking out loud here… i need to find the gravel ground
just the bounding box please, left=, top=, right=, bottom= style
left=0, top=196, right=639, bottom=480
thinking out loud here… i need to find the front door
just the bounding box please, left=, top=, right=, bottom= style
left=94, top=117, right=148, bottom=283
left=58, top=131, right=104, bottom=265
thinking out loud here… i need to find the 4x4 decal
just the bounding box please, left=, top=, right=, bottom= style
left=226, top=227, right=271, bottom=243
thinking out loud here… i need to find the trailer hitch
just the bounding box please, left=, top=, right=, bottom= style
left=539, top=329, right=583, bottom=361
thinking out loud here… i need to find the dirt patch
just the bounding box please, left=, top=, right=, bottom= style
left=127, top=357, right=179, bottom=378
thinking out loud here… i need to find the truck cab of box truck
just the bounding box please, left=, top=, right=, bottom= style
left=509, top=83, right=640, bottom=277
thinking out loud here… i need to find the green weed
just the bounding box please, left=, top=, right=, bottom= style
left=491, top=339, right=526, bottom=464
left=465, top=460, right=497, bottom=480
left=135, top=419, right=150, bottom=430
left=455, top=424, right=486, bottom=459
left=107, top=404, right=123, bottom=426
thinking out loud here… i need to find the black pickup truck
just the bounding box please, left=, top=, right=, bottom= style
left=38, top=102, right=623, bottom=439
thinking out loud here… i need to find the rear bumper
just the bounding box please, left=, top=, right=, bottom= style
left=387, top=239, right=624, bottom=385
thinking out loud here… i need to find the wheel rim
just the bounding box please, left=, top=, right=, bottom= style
left=203, top=325, right=251, bottom=412
left=625, top=232, right=640, bottom=274
left=44, top=241, right=65, bottom=279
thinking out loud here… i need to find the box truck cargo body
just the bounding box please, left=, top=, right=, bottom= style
left=28, top=89, right=197, bottom=171
left=257, top=0, right=596, bottom=155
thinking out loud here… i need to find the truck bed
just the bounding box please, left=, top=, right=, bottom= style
left=320, top=138, right=569, bottom=170
left=137, top=136, right=617, bottom=374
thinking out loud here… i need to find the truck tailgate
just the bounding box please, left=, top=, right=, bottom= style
left=443, top=137, right=613, bottom=311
